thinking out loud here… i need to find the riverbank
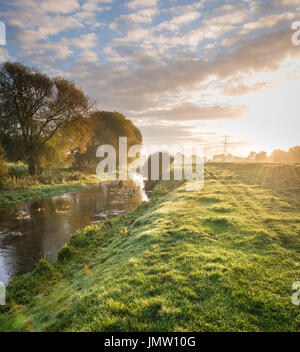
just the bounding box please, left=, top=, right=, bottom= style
left=0, top=164, right=299, bottom=332
left=0, top=172, right=100, bottom=209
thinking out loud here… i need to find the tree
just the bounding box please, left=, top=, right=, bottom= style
left=212, top=154, right=226, bottom=162
left=270, top=149, right=287, bottom=163
left=39, top=118, right=94, bottom=169
left=0, top=144, right=8, bottom=177
left=287, top=146, right=300, bottom=163
left=248, top=151, right=257, bottom=162
left=0, top=62, right=91, bottom=174
left=255, top=151, right=268, bottom=162
left=74, top=111, right=142, bottom=173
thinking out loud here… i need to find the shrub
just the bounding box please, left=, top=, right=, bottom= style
left=34, top=258, right=57, bottom=276
left=69, top=224, right=101, bottom=248
left=57, top=244, right=76, bottom=262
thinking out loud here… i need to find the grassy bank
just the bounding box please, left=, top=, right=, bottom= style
left=0, top=163, right=299, bottom=331
left=0, top=168, right=100, bottom=208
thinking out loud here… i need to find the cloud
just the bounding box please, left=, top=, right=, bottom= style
left=41, top=0, right=80, bottom=13
left=166, top=2, right=205, bottom=15
left=118, top=27, right=151, bottom=43
left=104, top=44, right=159, bottom=65
left=127, top=8, right=158, bottom=23
left=156, top=12, right=202, bottom=32
left=109, top=7, right=158, bottom=32
left=126, top=0, right=158, bottom=10
left=276, top=0, right=300, bottom=5
left=15, top=29, right=46, bottom=48
left=19, top=39, right=74, bottom=62
left=240, top=12, right=297, bottom=35
left=116, top=8, right=158, bottom=27
left=36, top=16, right=83, bottom=38
left=134, top=104, right=249, bottom=121
left=4, top=4, right=83, bottom=42
left=80, top=50, right=98, bottom=62
left=70, top=33, right=98, bottom=49
left=221, top=36, right=244, bottom=47
left=0, top=48, right=13, bottom=62
left=7, top=0, right=80, bottom=14
left=139, top=121, right=211, bottom=144
left=2, top=0, right=110, bottom=47
left=182, top=24, right=235, bottom=46
left=82, top=0, right=113, bottom=12
left=68, top=28, right=300, bottom=115
left=222, top=82, right=272, bottom=96
left=204, top=9, right=248, bottom=26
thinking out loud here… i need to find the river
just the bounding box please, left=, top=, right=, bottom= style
left=0, top=182, right=142, bottom=283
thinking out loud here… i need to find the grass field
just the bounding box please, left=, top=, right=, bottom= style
left=0, top=163, right=299, bottom=331
left=0, top=170, right=100, bottom=209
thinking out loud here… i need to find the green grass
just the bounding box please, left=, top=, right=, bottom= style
left=0, top=164, right=299, bottom=332
left=0, top=172, right=100, bottom=209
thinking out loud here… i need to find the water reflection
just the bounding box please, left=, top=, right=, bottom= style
left=0, top=182, right=141, bottom=283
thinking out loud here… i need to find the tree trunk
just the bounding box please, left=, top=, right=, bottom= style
left=28, top=163, right=36, bottom=175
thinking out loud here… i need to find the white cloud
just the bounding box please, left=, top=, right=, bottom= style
left=221, top=36, right=244, bottom=47
left=276, top=0, right=300, bottom=5
left=183, top=24, right=234, bottom=46
left=4, top=5, right=83, bottom=41
left=204, top=9, right=248, bottom=26
left=81, top=0, right=112, bottom=12
left=124, top=8, right=158, bottom=24
left=38, top=16, right=83, bottom=37
left=19, top=39, right=74, bottom=62
left=70, top=33, right=98, bottom=49
left=135, top=104, right=249, bottom=121
left=240, top=12, right=297, bottom=35
left=41, top=0, right=80, bottom=14
left=16, top=29, right=46, bottom=47
left=166, top=2, right=205, bottom=15
left=80, top=50, right=98, bottom=62
left=119, top=27, right=151, bottom=43
left=126, top=0, right=158, bottom=10
left=157, top=12, right=202, bottom=32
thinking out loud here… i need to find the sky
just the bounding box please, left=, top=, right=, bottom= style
left=0, top=0, right=300, bottom=157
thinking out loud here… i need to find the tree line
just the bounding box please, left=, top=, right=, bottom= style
left=211, top=147, right=300, bottom=163
left=0, top=62, right=142, bottom=176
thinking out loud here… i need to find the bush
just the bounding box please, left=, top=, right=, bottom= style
left=69, top=224, right=101, bottom=248
left=57, top=244, right=76, bottom=262
left=34, top=258, right=57, bottom=276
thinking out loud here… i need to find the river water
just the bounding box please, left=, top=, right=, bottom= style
left=0, top=183, right=142, bottom=283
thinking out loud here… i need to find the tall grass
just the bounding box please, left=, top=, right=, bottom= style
left=0, top=164, right=101, bottom=208
left=1, top=165, right=98, bottom=191
left=7, top=162, right=29, bottom=177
